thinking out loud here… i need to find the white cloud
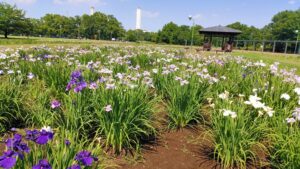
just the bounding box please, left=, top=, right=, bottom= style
left=53, top=0, right=106, bottom=6
left=143, top=10, right=159, bottom=18
left=288, top=0, right=297, bottom=4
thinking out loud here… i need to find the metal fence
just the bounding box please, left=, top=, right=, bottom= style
left=234, top=40, right=300, bottom=54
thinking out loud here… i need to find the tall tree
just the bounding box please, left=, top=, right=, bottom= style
left=266, top=9, right=300, bottom=40
left=227, top=22, right=262, bottom=40
left=158, top=22, right=179, bottom=44
left=0, top=2, right=28, bottom=38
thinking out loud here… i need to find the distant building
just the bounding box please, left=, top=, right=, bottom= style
left=90, top=7, right=95, bottom=15
left=136, top=8, right=142, bottom=30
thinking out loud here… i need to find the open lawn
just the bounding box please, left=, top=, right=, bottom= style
left=232, top=50, right=300, bottom=74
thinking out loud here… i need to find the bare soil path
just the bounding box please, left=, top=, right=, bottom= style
left=115, top=128, right=220, bottom=169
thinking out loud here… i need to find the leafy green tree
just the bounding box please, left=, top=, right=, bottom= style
left=125, top=30, right=157, bottom=42
left=125, top=30, right=138, bottom=42
left=176, top=25, right=190, bottom=45
left=0, top=2, right=28, bottom=38
left=266, top=9, right=300, bottom=40
left=144, top=31, right=158, bottom=42
left=193, top=25, right=204, bottom=45
left=227, top=22, right=262, bottom=40
left=80, top=12, right=124, bottom=40
left=158, top=22, right=179, bottom=44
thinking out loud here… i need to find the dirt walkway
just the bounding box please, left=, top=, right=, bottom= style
left=116, top=129, right=220, bottom=169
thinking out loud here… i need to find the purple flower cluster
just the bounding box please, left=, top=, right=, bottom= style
left=0, top=150, right=17, bottom=169
left=67, top=150, right=98, bottom=169
left=6, top=134, right=30, bottom=159
left=0, top=130, right=98, bottom=168
left=0, top=134, right=30, bottom=169
left=66, top=70, right=87, bottom=93
left=25, top=129, right=54, bottom=145
left=75, top=150, right=98, bottom=166
left=51, top=100, right=61, bottom=109
left=32, top=159, right=52, bottom=169
left=67, top=164, right=81, bottom=169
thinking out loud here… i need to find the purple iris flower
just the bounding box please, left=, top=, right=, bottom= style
left=65, top=139, right=71, bottom=146
left=6, top=134, right=30, bottom=159
left=25, top=129, right=54, bottom=145
left=66, top=79, right=76, bottom=91
left=74, top=81, right=87, bottom=93
left=51, top=100, right=61, bottom=109
left=75, top=150, right=98, bottom=167
left=35, top=130, right=54, bottom=145
left=67, top=164, right=81, bottom=169
left=32, top=159, right=52, bottom=169
left=0, top=150, right=17, bottom=169
left=25, top=129, right=40, bottom=141
left=71, top=71, right=82, bottom=80
left=89, top=82, right=98, bottom=90
left=242, top=74, right=247, bottom=78
left=66, top=70, right=87, bottom=93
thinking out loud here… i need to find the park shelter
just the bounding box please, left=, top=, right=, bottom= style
left=199, top=25, right=242, bottom=52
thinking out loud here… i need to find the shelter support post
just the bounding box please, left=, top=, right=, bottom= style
left=285, top=42, right=288, bottom=54
left=273, top=41, right=276, bottom=53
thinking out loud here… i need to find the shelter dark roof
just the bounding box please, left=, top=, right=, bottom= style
left=199, top=25, right=242, bottom=35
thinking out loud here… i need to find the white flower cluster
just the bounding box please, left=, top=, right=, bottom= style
left=244, top=95, right=275, bottom=117
left=286, top=108, right=300, bottom=124
left=222, top=109, right=237, bottom=119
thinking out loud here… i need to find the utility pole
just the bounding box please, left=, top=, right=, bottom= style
left=295, top=30, right=299, bottom=54
left=188, top=15, right=195, bottom=47
left=76, top=24, right=80, bottom=39
left=60, top=25, right=62, bottom=38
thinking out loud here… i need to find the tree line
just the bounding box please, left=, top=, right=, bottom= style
left=1, top=2, right=300, bottom=45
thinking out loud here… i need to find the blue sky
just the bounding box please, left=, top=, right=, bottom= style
left=3, top=0, right=300, bottom=31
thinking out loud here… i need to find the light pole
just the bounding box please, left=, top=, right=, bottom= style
left=98, top=30, right=101, bottom=40
left=59, top=25, right=62, bottom=38
left=295, top=30, right=299, bottom=54
left=76, top=24, right=80, bottom=39
left=107, top=17, right=110, bottom=40
left=188, top=15, right=195, bottom=47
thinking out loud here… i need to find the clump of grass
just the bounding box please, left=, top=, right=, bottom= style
left=270, top=127, right=300, bottom=168
left=92, top=85, right=157, bottom=154
left=0, top=79, right=26, bottom=133
left=208, top=100, right=268, bottom=169
left=164, top=76, right=209, bottom=129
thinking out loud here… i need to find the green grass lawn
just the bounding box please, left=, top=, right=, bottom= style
left=232, top=50, right=300, bottom=74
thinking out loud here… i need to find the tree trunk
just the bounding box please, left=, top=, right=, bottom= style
left=4, top=30, right=8, bottom=39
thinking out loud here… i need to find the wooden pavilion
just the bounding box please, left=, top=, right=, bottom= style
left=199, top=25, right=242, bottom=52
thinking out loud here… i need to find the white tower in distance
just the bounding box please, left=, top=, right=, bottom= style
left=90, top=7, right=95, bottom=15
left=136, top=7, right=142, bottom=30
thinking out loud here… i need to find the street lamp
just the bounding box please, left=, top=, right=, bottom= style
left=59, top=25, right=62, bottom=38
left=188, top=15, right=195, bottom=47
left=295, top=30, right=299, bottom=54
left=98, top=30, right=101, bottom=40
left=76, top=24, right=80, bottom=39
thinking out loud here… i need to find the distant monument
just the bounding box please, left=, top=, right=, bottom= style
left=136, top=8, right=142, bottom=30
left=90, top=7, right=95, bottom=15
